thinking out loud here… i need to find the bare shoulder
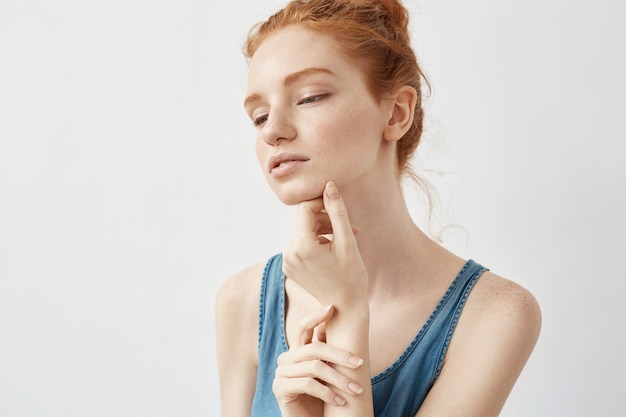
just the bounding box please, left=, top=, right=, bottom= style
left=467, top=270, right=542, bottom=340
left=454, top=269, right=542, bottom=363
left=215, top=262, right=266, bottom=417
left=215, top=262, right=266, bottom=357
left=417, top=270, right=542, bottom=416
left=215, top=262, right=266, bottom=318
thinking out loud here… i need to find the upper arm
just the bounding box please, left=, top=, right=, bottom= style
left=215, top=263, right=265, bottom=417
left=416, top=272, right=542, bottom=417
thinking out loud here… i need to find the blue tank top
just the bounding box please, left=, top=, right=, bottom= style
left=250, top=254, right=487, bottom=417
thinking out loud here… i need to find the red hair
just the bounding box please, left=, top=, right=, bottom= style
left=244, top=0, right=428, bottom=177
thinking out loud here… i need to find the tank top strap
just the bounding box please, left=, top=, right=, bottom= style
left=257, top=253, right=287, bottom=352
left=429, top=259, right=487, bottom=379
left=371, top=259, right=487, bottom=417
left=251, top=253, right=286, bottom=417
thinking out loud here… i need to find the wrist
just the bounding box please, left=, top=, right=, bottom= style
left=325, top=299, right=370, bottom=346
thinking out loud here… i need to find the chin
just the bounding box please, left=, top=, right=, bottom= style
left=270, top=181, right=326, bottom=206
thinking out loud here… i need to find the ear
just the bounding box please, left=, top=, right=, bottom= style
left=383, top=86, right=417, bottom=142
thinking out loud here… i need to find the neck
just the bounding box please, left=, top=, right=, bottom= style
left=339, top=172, right=447, bottom=298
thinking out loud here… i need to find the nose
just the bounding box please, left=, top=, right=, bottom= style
left=261, top=110, right=296, bottom=146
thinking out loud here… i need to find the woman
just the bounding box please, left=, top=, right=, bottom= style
left=215, top=0, right=541, bottom=416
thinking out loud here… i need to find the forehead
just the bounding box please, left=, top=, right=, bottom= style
left=246, top=26, right=358, bottom=92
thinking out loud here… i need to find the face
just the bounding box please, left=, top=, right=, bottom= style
left=245, top=26, right=394, bottom=205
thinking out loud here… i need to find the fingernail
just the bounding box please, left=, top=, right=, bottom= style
left=348, top=355, right=363, bottom=367
left=325, top=181, right=340, bottom=199
left=348, top=381, right=363, bottom=395
left=334, top=395, right=346, bottom=406
left=321, top=304, right=332, bottom=312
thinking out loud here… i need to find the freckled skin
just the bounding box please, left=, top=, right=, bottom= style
left=217, top=24, right=541, bottom=417
left=246, top=27, right=394, bottom=206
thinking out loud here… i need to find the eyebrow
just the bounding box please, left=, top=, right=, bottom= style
left=284, top=67, right=335, bottom=86
left=244, top=67, right=336, bottom=109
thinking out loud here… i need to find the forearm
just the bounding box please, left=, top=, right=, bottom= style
left=324, top=302, right=374, bottom=417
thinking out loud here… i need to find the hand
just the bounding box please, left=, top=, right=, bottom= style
left=273, top=304, right=366, bottom=417
left=282, top=181, right=368, bottom=307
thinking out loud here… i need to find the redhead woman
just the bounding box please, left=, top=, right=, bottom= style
left=215, top=1, right=541, bottom=416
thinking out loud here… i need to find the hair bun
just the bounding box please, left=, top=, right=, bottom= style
left=379, top=0, right=409, bottom=30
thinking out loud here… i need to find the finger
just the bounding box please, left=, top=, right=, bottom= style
left=322, top=181, right=358, bottom=247
left=275, top=358, right=364, bottom=397
left=313, top=321, right=327, bottom=343
left=298, top=305, right=335, bottom=346
left=277, top=341, right=364, bottom=370
left=273, top=375, right=347, bottom=407
left=295, top=198, right=325, bottom=239
left=320, top=208, right=360, bottom=236
left=317, top=234, right=332, bottom=244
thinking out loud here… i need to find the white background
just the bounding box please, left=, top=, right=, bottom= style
left=1, top=0, right=625, bottom=415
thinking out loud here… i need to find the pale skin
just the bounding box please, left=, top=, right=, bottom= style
left=215, top=25, right=542, bottom=417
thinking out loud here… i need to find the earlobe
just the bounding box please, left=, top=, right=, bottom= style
left=383, top=86, right=417, bottom=142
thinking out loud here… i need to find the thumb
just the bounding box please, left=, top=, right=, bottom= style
left=323, top=181, right=356, bottom=246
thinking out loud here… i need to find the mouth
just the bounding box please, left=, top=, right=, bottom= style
left=268, top=153, right=310, bottom=174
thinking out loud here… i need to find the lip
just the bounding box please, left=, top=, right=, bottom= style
left=268, top=153, right=309, bottom=177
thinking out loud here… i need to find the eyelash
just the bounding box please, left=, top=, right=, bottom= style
left=253, top=115, right=268, bottom=127
left=297, top=94, right=327, bottom=105
left=252, top=94, right=328, bottom=127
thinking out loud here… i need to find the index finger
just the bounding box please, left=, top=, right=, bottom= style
left=322, top=181, right=357, bottom=247
left=297, top=304, right=334, bottom=347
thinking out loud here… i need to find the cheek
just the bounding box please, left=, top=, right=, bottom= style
left=306, top=109, right=360, bottom=148
left=317, top=106, right=380, bottom=150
